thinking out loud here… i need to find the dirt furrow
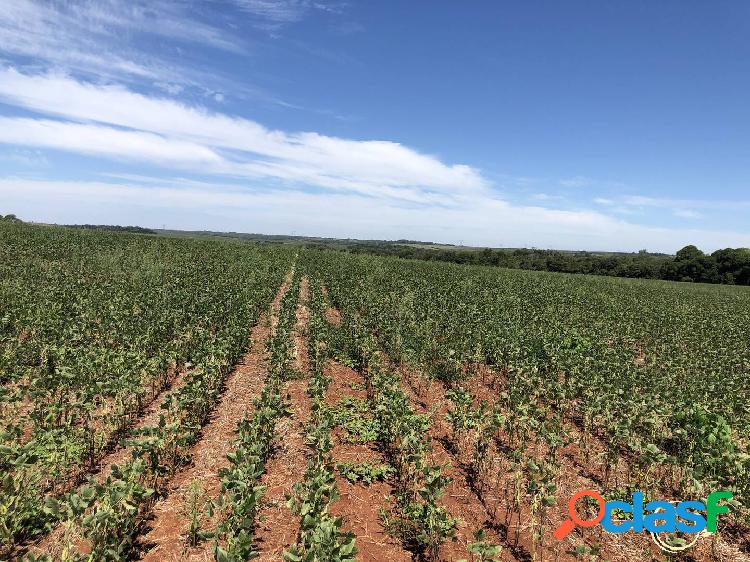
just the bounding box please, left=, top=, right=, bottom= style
left=394, top=366, right=512, bottom=562
left=292, top=276, right=310, bottom=375
left=324, top=359, right=412, bottom=562
left=254, top=277, right=312, bottom=561
left=136, top=270, right=295, bottom=561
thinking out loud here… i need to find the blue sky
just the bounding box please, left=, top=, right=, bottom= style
left=0, top=1, right=748, bottom=252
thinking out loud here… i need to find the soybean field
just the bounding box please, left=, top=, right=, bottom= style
left=1, top=222, right=748, bottom=562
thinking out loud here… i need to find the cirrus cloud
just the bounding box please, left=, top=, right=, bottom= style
left=0, top=68, right=488, bottom=201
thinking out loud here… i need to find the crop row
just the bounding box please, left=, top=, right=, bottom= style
left=303, top=249, right=750, bottom=515
left=283, top=278, right=357, bottom=561
left=1, top=223, right=293, bottom=558
left=213, top=271, right=300, bottom=559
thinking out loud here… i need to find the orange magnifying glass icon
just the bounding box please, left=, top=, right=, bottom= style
left=553, top=490, right=606, bottom=540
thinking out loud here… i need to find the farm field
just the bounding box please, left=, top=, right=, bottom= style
left=1, top=222, right=749, bottom=562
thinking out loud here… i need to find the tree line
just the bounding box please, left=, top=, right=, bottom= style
left=342, top=243, right=750, bottom=286
left=4, top=213, right=747, bottom=286
left=1, top=215, right=155, bottom=234
left=65, top=223, right=157, bottom=234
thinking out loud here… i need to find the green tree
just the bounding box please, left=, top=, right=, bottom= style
left=675, top=245, right=704, bottom=261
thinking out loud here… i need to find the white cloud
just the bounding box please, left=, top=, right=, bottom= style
left=0, top=68, right=745, bottom=250
left=0, top=148, right=48, bottom=166
left=231, top=0, right=309, bottom=23
left=673, top=208, right=702, bottom=219
left=3, top=178, right=750, bottom=253
left=560, top=175, right=595, bottom=188
left=0, top=117, right=223, bottom=166
left=0, top=69, right=488, bottom=201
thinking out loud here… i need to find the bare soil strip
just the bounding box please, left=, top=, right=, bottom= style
left=292, top=276, right=311, bottom=374
left=324, top=359, right=413, bottom=562
left=320, top=283, right=342, bottom=327
left=136, top=270, right=295, bottom=561
left=254, top=277, right=312, bottom=561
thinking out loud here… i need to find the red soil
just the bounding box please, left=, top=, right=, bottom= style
left=134, top=271, right=295, bottom=561
left=254, top=278, right=312, bottom=561
left=324, top=358, right=413, bottom=562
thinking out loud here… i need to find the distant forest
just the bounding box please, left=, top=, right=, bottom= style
left=3, top=214, right=748, bottom=286
left=342, top=243, right=750, bottom=286
left=0, top=216, right=156, bottom=235
left=64, top=224, right=157, bottom=234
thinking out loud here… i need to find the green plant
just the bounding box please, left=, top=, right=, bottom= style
left=284, top=460, right=357, bottom=562
left=462, top=529, right=502, bottom=562
left=410, top=465, right=457, bottom=561
left=327, top=396, right=380, bottom=443
left=445, top=387, right=481, bottom=454
left=184, top=479, right=211, bottom=547
left=566, top=543, right=603, bottom=561
left=336, top=461, right=394, bottom=485
left=44, top=461, right=153, bottom=562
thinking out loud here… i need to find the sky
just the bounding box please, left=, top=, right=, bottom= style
left=0, top=1, right=749, bottom=252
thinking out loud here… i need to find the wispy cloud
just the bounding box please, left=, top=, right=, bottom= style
left=0, top=1, right=246, bottom=84
left=592, top=193, right=750, bottom=223
left=0, top=148, right=48, bottom=167
left=230, top=0, right=345, bottom=22
left=230, top=0, right=309, bottom=23
left=560, top=175, right=595, bottom=188
left=673, top=208, right=702, bottom=219
left=621, top=194, right=750, bottom=211
left=530, top=193, right=564, bottom=202
left=0, top=68, right=488, bottom=203
left=0, top=0, right=355, bottom=112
